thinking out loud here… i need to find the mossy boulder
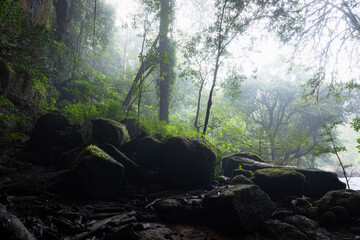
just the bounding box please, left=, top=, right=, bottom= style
left=294, top=169, right=346, bottom=199
left=25, top=112, right=84, bottom=165
left=230, top=174, right=254, bottom=185
left=262, top=219, right=309, bottom=240
left=160, top=135, right=218, bottom=189
left=232, top=168, right=253, bottom=178
left=252, top=168, right=305, bottom=201
left=202, top=185, right=275, bottom=232
left=222, top=154, right=272, bottom=177
left=70, top=145, right=124, bottom=199
left=135, top=136, right=162, bottom=169
left=317, top=189, right=360, bottom=218
left=92, top=118, right=129, bottom=149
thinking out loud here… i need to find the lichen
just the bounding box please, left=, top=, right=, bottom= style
left=87, top=145, right=110, bottom=159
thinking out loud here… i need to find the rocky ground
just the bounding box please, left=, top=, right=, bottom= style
left=2, top=112, right=360, bottom=239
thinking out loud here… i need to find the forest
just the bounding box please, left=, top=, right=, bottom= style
left=1, top=0, right=360, bottom=239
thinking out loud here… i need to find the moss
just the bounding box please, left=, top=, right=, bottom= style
left=71, top=145, right=110, bottom=169
left=254, top=168, right=305, bottom=181
left=231, top=174, right=254, bottom=185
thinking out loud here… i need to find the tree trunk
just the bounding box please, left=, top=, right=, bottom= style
left=158, top=0, right=173, bottom=123
left=194, top=76, right=205, bottom=132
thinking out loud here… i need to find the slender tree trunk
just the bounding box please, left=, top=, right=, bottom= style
left=159, top=0, right=173, bottom=123
left=203, top=56, right=220, bottom=135
left=194, top=77, right=205, bottom=132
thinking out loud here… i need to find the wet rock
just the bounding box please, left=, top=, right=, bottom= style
left=160, top=135, right=218, bottom=189
left=99, top=143, right=139, bottom=175
left=25, top=112, right=83, bottom=166
left=284, top=215, right=318, bottom=237
left=230, top=174, right=254, bottom=185
left=154, top=197, right=202, bottom=224
left=320, top=211, right=337, bottom=227
left=92, top=118, right=129, bottom=149
left=317, top=189, right=360, bottom=217
left=202, top=185, right=275, bottom=232
left=134, top=136, right=162, bottom=169
left=70, top=145, right=124, bottom=199
left=222, top=154, right=272, bottom=177
left=252, top=168, right=305, bottom=201
left=232, top=168, right=253, bottom=178
left=262, top=219, right=309, bottom=240
left=329, top=206, right=350, bottom=224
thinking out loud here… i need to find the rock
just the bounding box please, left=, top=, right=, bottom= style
left=222, top=156, right=345, bottom=199
left=70, top=145, right=124, bottom=199
left=252, top=168, right=305, bottom=201
left=295, top=169, right=346, bottom=199
left=284, top=215, right=318, bottom=237
left=154, top=197, right=202, bottom=224
left=305, top=207, right=320, bottom=221
left=262, top=219, right=309, bottom=240
left=319, top=211, right=337, bottom=227
left=25, top=112, right=83, bottom=166
left=317, top=189, right=360, bottom=217
left=229, top=152, right=265, bottom=162
left=202, top=185, right=275, bottom=232
left=232, top=168, right=253, bottom=178
left=92, top=118, right=129, bottom=148
left=230, top=174, right=254, bottom=185
left=160, top=135, right=218, bottom=189
left=99, top=143, right=139, bottom=175
left=135, top=136, right=162, bottom=169
left=329, top=206, right=350, bottom=224
left=222, top=154, right=272, bottom=177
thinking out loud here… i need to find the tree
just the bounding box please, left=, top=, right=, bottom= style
left=158, top=0, right=176, bottom=122
left=269, top=0, right=360, bottom=90
left=312, top=119, right=351, bottom=189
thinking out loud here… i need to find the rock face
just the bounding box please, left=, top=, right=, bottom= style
left=252, top=168, right=305, bottom=201
left=222, top=156, right=345, bottom=199
left=92, top=118, right=129, bottom=148
left=317, top=189, right=360, bottom=218
left=135, top=136, right=162, bottom=169
left=26, top=112, right=83, bottom=165
left=202, top=185, right=275, bottom=232
left=160, top=136, right=218, bottom=189
left=71, top=145, right=124, bottom=199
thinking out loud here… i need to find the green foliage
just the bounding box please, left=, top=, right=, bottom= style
left=62, top=102, right=101, bottom=126
left=0, top=96, right=14, bottom=109
left=351, top=116, right=360, bottom=152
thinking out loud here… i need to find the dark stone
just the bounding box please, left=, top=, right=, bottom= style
left=160, top=135, right=218, bottom=189
left=252, top=168, right=305, bottom=201
left=99, top=143, right=139, bottom=175
left=222, top=157, right=345, bottom=199
left=232, top=168, right=253, bottom=178
left=317, top=189, right=360, bottom=217
left=135, top=136, right=162, bottom=169
left=202, top=185, right=275, bottom=232
left=25, top=112, right=84, bottom=166
left=222, top=155, right=272, bottom=177
left=329, top=206, right=350, bottom=224
left=319, top=211, right=336, bottom=227
left=284, top=215, right=318, bottom=238
left=262, top=219, right=309, bottom=240
left=230, top=174, right=254, bottom=185
left=305, top=207, right=320, bottom=221
left=70, top=145, right=124, bottom=199
left=92, top=118, right=129, bottom=149
left=154, top=198, right=202, bottom=224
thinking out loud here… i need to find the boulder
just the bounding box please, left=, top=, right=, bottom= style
left=317, top=189, right=360, bottom=218
left=230, top=174, right=254, bottom=185
left=25, top=112, right=83, bottom=165
left=319, top=211, right=337, bottom=227
left=283, top=215, right=318, bottom=238
left=262, top=219, right=309, bottom=240
left=99, top=143, right=139, bottom=175
left=222, top=156, right=345, bottom=199
left=232, top=168, right=253, bottom=178
left=160, top=135, right=218, bottom=189
left=252, top=168, right=305, bottom=201
left=295, top=169, right=346, bottom=199
left=92, top=118, right=129, bottom=148
left=202, top=185, right=275, bottom=232
left=135, top=136, right=162, bottom=169
left=222, top=155, right=272, bottom=177
left=70, top=145, right=124, bottom=199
